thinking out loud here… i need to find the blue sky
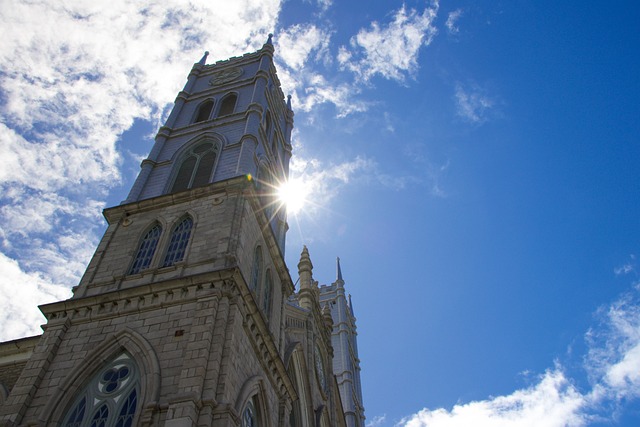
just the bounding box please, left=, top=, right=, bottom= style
left=1, top=1, right=639, bottom=426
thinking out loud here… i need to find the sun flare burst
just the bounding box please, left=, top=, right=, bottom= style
left=277, top=177, right=309, bottom=214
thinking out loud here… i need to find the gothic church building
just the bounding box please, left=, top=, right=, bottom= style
left=0, top=37, right=364, bottom=427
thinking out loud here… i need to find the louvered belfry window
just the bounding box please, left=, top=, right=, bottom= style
left=194, top=100, right=214, bottom=123
left=162, top=217, right=193, bottom=267
left=218, top=93, right=237, bottom=116
left=170, top=142, right=218, bottom=193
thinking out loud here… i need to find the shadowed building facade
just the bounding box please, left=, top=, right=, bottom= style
left=0, top=37, right=364, bottom=427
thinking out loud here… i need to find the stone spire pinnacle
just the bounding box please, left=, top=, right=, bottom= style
left=298, top=246, right=313, bottom=290
left=336, top=257, right=343, bottom=282
left=287, top=94, right=292, bottom=111
left=266, top=33, right=273, bottom=45
left=297, top=246, right=315, bottom=310
left=198, top=51, right=209, bottom=65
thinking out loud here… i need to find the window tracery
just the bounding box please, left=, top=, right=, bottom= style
left=170, top=142, right=218, bottom=193
left=129, top=224, right=161, bottom=274
left=162, top=216, right=193, bottom=267
left=62, top=352, right=139, bottom=427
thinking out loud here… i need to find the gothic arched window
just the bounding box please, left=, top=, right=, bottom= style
left=170, top=142, right=218, bottom=193
left=218, top=93, right=237, bottom=116
left=262, top=269, right=273, bottom=317
left=162, top=216, right=193, bottom=267
left=250, top=246, right=263, bottom=293
left=62, top=352, right=139, bottom=427
left=242, top=398, right=259, bottom=427
left=194, top=100, right=214, bottom=123
left=129, top=224, right=162, bottom=274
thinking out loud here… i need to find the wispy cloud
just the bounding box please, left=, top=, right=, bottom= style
left=454, top=82, right=498, bottom=124
left=396, top=282, right=640, bottom=427
left=338, top=3, right=439, bottom=83
left=614, top=254, right=636, bottom=277
left=445, top=9, right=463, bottom=35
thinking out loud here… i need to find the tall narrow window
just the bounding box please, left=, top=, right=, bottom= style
left=262, top=269, right=273, bottom=317
left=129, top=224, right=161, bottom=274
left=250, top=246, right=263, bottom=293
left=162, top=217, right=193, bottom=267
left=194, top=100, right=214, bottom=123
left=218, top=93, right=237, bottom=116
left=170, top=142, right=218, bottom=193
left=242, top=398, right=259, bottom=427
left=62, top=352, right=139, bottom=427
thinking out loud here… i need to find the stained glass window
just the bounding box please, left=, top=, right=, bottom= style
left=129, top=224, right=161, bottom=274
left=162, top=217, right=193, bottom=267
left=62, top=352, right=139, bottom=427
left=242, top=399, right=258, bottom=427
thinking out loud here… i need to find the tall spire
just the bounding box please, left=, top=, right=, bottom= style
left=336, top=257, right=343, bottom=282
left=266, top=33, right=273, bottom=46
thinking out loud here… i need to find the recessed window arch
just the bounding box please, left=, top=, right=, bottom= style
left=250, top=246, right=263, bottom=293
left=242, top=396, right=264, bottom=427
left=162, top=216, right=193, bottom=267
left=129, top=223, right=162, bottom=274
left=193, top=99, right=214, bottom=123
left=262, top=269, right=273, bottom=317
left=264, top=111, right=272, bottom=136
left=61, top=352, right=139, bottom=427
left=170, top=142, right=219, bottom=193
left=217, top=93, right=237, bottom=117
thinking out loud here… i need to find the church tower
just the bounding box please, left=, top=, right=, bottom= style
left=0, top=37, right=360, bottom=427
left=319, top=259, right=365, bottom=427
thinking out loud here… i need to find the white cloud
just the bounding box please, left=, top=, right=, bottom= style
left=398, top=369, right=586, bottom=427
left=338, top=3, right=439, bottom=82
left=614, top=254, right=636, bottom=276
left=445, top=9, right=463, bottom=35
left=276, top=24, right=332, bottom=71
left=367, top=414, right=388, bottom=427
left=0, top=252, right=71, bottom=341
left=397, top=284, right=640, bottom=427
left=454, top=82, right=497, bottom=123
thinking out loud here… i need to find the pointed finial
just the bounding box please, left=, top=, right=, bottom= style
left=287, top=94, right=292, bottom=111
left=266, top=33, right=273, bottom=45
left=336, top=257, right=343, bottom=282
left=198, top=51, right=209, bottom=65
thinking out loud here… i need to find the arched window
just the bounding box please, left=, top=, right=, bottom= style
left=218, top=93, right=237, bottom=116
left=194, top=100, right=214, bottom=123
left=170, top=142, right=218, bottom=193
left=129, top=224, right=161, bottom=274
left=262, top=269, right=273, bottom=317
left=162, top=216, right=193, bottom=267
left=62, top=352, right=139, bottom=427
left=250, top=246, right=263, bottom=293
left=242, top=398, right=259, bottom=427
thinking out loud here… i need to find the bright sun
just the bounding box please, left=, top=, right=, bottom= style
left=277, top=177, right=308, bottom=214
